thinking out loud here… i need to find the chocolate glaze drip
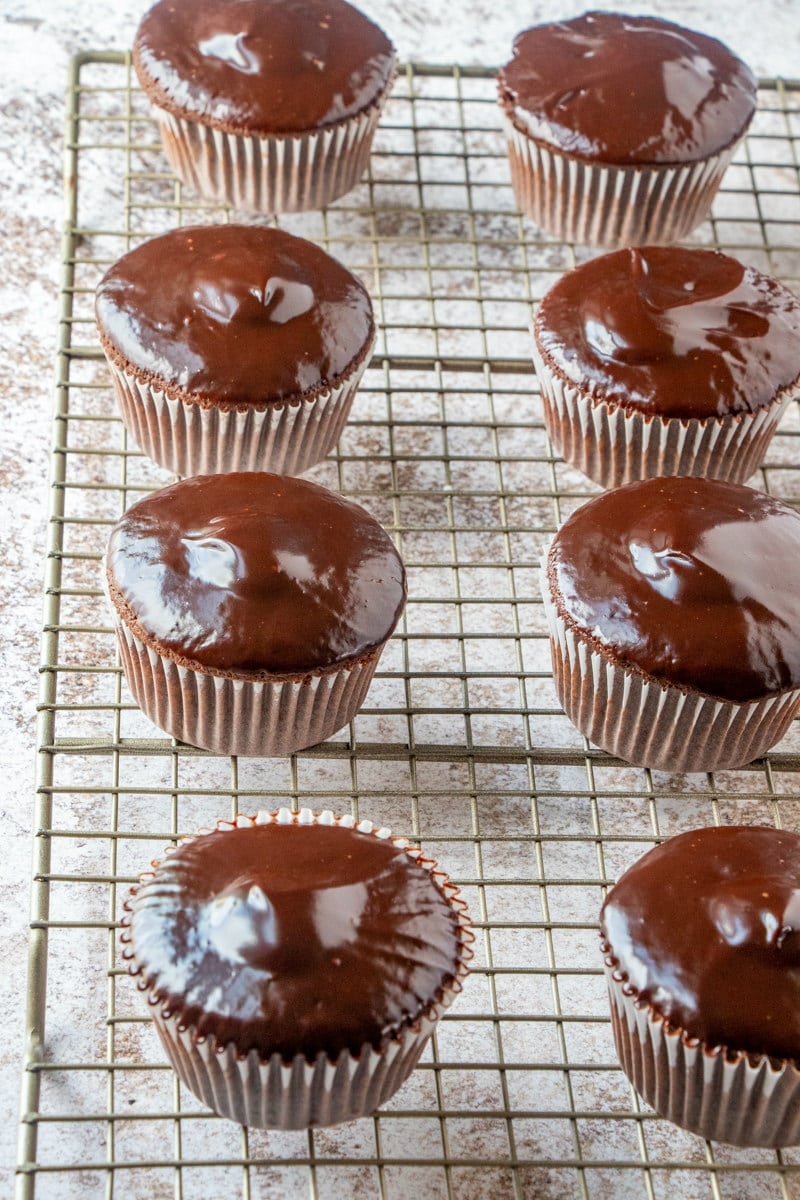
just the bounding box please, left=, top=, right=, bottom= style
left=548, top=476, right=800, bottom=703
left=106, top=473, right=406, bottom=676
left=95, top=225, right=374, bottom=406
left=134, top=0, right=396, bottom=134
left=535, top=248, right=800, bottom=420
left=128, top=822, right=463, bottom=1061
left=498, top=12, right=756, bottom=164
left=602, top=826, right=800, bottom=1062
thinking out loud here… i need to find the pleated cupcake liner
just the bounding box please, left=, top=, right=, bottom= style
left=501, top=111, right=740, bottom=246
left=112, top=616, right=382, bottom=756
left=603, top=953, right=800, bottom=1146
left=532, top=341, right=794, bottom=488
left=120, top=807, right=474, bottom=1128
left=149, top=1005, right=439, bottom=1128
left=540, top=561, right=800, bottom=772
left=153, top=76, right=394, bottom=213
left=105, top=333, right=373, bottom=476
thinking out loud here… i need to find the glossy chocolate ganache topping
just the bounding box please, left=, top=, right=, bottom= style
left=106, top=473, right=406, bottom=677
left=125, top=818, right=465, bottom=1061
left=547, top=476, right=800, bottom=703
left=134, top=0, right=396, bottom=134
left=498, top=12, right=756, bottom=164
left=535, top=248, right=800, bottom=420
left=602, top=826, right=800, bottom=1062
left=95, top=225, right=374, bottom=407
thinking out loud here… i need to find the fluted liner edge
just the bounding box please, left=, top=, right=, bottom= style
left=532, top=342, right=793, bottom=488
left=113, top=618, right=381, bottom=756
left=106, top=336, right=372, bottom=476
left=155, top=88, right=392, bottom=212
left=501, top=112, right=740, bottom=246
left=540, top=560, right=800, bottom=772
left=604, top=960, right=800, bottom=1146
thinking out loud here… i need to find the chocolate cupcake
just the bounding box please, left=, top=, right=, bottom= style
left=121, top=807, right=473, bottom=1127
left=533, top=247, right=800, bottom=488
left=105, top=472, right=406, bottom=756
left=95, top=224, right=374, bottom=477
left=134, top=0, right=396, bottom=212
left=541, top=476, right=800, bottom=772
left=602, top=825, right=800, bottom=1145
left=497, top=12, right=757, bottom=245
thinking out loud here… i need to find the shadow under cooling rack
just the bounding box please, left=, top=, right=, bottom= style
left=16, top=52, right=800, bottom=1200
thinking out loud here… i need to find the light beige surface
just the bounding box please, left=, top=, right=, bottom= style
left=3, top=2, right=800, bottom=1195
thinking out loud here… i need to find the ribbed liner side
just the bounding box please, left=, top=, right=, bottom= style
left=540, top=565, right=800, bottom=772
left=156, top=93, right=391, bottom=213
left=105, top=340, right=373, bottom=476
left=605, top=963, right=800, bottom=1147
left=113, top=619, right=381, bottom=757
left=501, top=112, right=738, bottom=246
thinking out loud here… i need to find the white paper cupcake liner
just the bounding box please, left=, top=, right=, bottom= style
left=112, top=616, right=382, bottom=756
left=154, top=78, right=394, bottom=213
left=501, top=111, right=739, bottom=246
left=540, top=561, right=800, bottom=772
left=603, top=954, right=800, bottom=1146
left=150, top=1006, right=439, bottom=1128
left=121, top=807, right=474, bottom=1128
left=532, top=342, right=794, bottom=488
left=105, top=335, right=373, bottom=476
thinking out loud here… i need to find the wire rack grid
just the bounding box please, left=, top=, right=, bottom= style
left=16, top=50, right=800, bottom=1200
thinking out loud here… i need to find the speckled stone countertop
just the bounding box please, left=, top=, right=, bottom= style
left=2, top=1, right=799, bottom=1192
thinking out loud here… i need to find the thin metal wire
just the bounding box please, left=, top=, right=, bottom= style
left=16, top=51, right=800, bottom=1200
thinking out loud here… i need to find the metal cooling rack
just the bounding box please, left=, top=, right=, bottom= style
left=16, top=51, right=800, bottom=1199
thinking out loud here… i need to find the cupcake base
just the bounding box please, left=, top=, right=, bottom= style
left=155, top=85, right=393, bottom=213
left=541, top=564, right=800, bottom=772
left=150, top=999, right=438, bottom=1129
left=501, top=112, right=739, bottom=246
left=113, top=618, right=381, bottom=756
left=532, top=342, right=793, bottom=488
left=105, top=334, right=373, bottom=477
left=604, top=958, right=800, bottom=1146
